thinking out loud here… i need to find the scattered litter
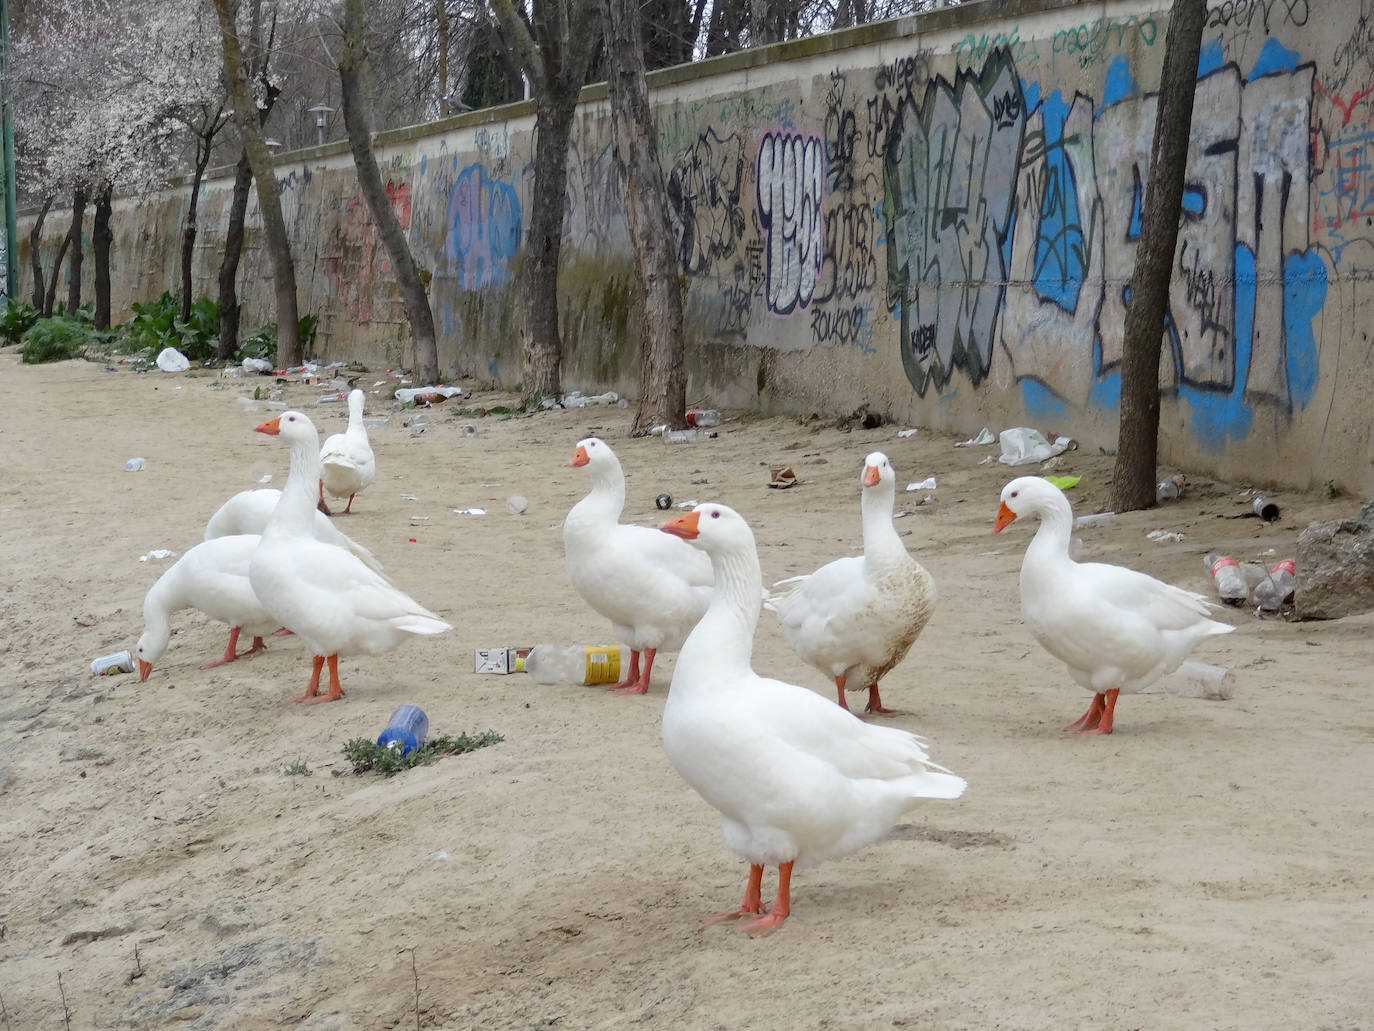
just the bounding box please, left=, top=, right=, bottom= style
left=236, top=397, right=258, bottom=412
left=955, top=427, right=995, bottom=447
left=242, top=357, right=273, bottom=373
left=998, top=427, right=1073, bottom=466
left=897, top=428, right=919, bottom=438
left=675, top=499, right=700, bottom=509
left=434, top=851, right=451, bottom=862
left=1043, top=475, right=1081, bottom=490
left=124, top=457, right=147, bottom=471
left=155, top=347, right=190, bottom=373
left=507, top=495, right=528, bottom=515
left=362, top=416, right=389, bottom=430
left=979, top=455, right=997, bottom=464
left=453, top=507, right=487, bottom=515
left=768, top=467, right=799, bottom=489
left=894, top=511, right=912, bottom=519
left=401, top=493, right=419, bottom=501
left=410, top=516, right=431, bottom=523
left=1252, top=495, right=1279, bottom=521
left=91, top=650, right=135, bottom=676
left=139, top=549, right=175, bottom=562
left=396, top=384, right=469, bottom=405
left=1147, top=529, right=1185, bottom=543
left=906, top=476, right=937, bottom=491
left=1156, top=473, right=1188, bottom=502
left=1075, top=512, right=1117, bottom=530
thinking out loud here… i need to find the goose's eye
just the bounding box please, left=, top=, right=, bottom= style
left=1011, top=490, right=1019, bottom=498
left=710, top=510, right=721, bottom=519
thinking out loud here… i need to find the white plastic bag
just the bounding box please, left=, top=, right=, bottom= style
left=998, top=427, right=1071, bottom=466
left=156, top=347, right=190, bottom=373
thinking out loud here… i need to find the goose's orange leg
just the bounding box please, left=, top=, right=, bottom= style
left=287, top=655, right=346, bottom=706
left=341, top=493, right=357, bottom=514
left=606, top=649, right=642, bottom=692
left=738, top=862, right=794, bottom=937
left=864, top=682, right=901, bottom=716
left=703, top=864, right=766, bottom=926
left=611, top=647, right=655, bottom=695
left=1064, top=692, right=1105, bottom=733
left=834, top=674, right=853, bottom=713
left=200, top=626, right=265, bottom=669
left=1075, top=688, right=1120, bottom=735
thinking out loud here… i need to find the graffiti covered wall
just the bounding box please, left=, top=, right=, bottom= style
left=17, top=0, right=1374, bottom=492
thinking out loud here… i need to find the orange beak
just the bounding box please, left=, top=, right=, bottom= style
left=993, top=500, right=1017, bottom=533
left=862, top=464, right=880, bottom=487
left=255, top=417, right=282, bottom=436
left=568, top=446, right=589, bottom=468
left=660, top=510, right=701, bottom=539
left=137, top=659, right=152, bottom=682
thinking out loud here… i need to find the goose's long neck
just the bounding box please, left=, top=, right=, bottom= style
left=347, top=395, right=365, bottom=434
left=1025, top=493, right=1076, bottom=565
left=567, top=462, right=625, bottom=530
left=270, top=436, right=324, bottom=536
left=680, top=543, right=761, bottom=673
left=861, top=481, right=907, bottom=575
left=141, top=571, right=179, bottom=645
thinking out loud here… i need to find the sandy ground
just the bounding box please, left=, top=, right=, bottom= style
left=2, top=354, right=1372, bottom=1031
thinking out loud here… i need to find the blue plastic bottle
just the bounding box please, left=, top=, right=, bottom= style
left=376, top=705, right=429, bottom=756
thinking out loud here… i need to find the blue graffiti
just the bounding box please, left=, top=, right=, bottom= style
left=443, top=164, right=522, bottom=289
left=1248, top=37, right=1301, bottom=80
left=1031, top=90, right=1087, bottom=310
left=1183, top=245, right=1254, bottom=451
left=1283, top=252, right=1326, bottom=407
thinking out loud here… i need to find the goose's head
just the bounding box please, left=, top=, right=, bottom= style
left=862, top=451, right=895, bottom=489
left=134, top=628, right=167, bottom=682
left=254, top=410, right=319, bottom=446
left=568, top=436, right=617, bottom=470
left=994, top=475, right=1066, bottom=533
left=660, top=501, right=754, bottom=555
left=347, top=388, right=365, bottom=416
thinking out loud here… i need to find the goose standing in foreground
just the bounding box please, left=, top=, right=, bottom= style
left=204, top=488, right=383, bottom=573
left=318, top=388, right=376, bottom=515
left=563, top=437, right=713, bottom=694
left=135, top=535, right=281, bottom=681
left=766, top=451, right=935, bottom=715
left=994, top=476, right=1234, bottom=734
left=250, top=412, right=451, bottom=705
left=659, top=503, right=965, bottom=935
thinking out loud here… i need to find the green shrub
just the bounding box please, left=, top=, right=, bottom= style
left=1, top=300, right=41, bottom=345
left=118, top=292, right=220, bottom=363
left=175, top=296, right=219, bottom=362
left=236, top=323, right=277, bottom=365
left=21, top=316, right=96, bottom=363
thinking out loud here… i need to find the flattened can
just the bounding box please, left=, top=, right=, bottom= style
left=91, top=650, right=134, bottom=676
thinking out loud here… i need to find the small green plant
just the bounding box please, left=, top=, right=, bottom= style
left=20, top=315, right=96, bottom=363
left=284, top=759, right=311, bottom=776
left=1324, top=479, right=1343, bottom=499
left=175, top=296, right=220, bottom=362
left=298, top=312, right=320, bottom=350
left=0, top=300, right=40, bottom=345
left=236, top=323, right=277, bottom=365
left=342, top=730, right=504, bottom=776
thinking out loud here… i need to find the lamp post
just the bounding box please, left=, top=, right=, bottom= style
left=307, top=104, right=333, bottom=147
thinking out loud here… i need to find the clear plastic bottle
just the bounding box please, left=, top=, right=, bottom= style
left=1203, top=553, right=1249, bottom=605
left=1156, top=474, right=1186, bottom=502
left=376, top=704, right=429, bottom=756
left=663, top=428, right=698, bottom=443
left=125, top=457, right=147, bottom=471
left=524, top=644, right=630, bottom=685
left=1252, top=558, right=1296, bottom=611
left=686, top=408, right=721, bottom=428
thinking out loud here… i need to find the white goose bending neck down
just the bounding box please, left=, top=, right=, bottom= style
left=658, top=502, right=965, bottom=936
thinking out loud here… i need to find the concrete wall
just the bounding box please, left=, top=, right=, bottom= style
left=18, top=0, right=1374, bottom=493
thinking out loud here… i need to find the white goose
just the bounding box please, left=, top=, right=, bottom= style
left=563, top=437, right=713, bottom=694
left=250, top=411, right=451, bottom=705
left=766, top=451, right=935, bottom=715
left=318, top=388, right=376, bottom=514
left=659, top=503, right=965, bottom=936
left=135, top=535, right=280, bottom=681
left=994, top=475, right=1234, bottom=734
left=204, top=488, right=383, bottom=573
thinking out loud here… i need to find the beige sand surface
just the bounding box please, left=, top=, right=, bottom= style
left=2, top=355, right=1372, bottom=1030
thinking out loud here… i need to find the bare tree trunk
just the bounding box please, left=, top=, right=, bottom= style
left=29, top=194, right=52, bottom=310
left=92, top=182, right=113, bottom=329
left=340, top=0, right=440, bottom=384
left=181, top=133, right=217, bottom=324
left=521, top=96, right=576, bottom=401
left=65, top=184, right=87, bottom=313
left=600, top=0, right=687, bottom=433
left=1110, top=0, right=1207, bottom=513
left=212, top=0, right=301, bottom=367
left=43, top=235, right=69, bottom=317
left=217, top=153, right=253, bottom=360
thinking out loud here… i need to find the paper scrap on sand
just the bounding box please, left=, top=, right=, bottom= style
left=955, top=427, right=994, bottom=447
left=906, top=476, right=937, bottom=491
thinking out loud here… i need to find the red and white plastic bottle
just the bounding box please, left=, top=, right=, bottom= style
left=1203, top=553, right=1249, bottom=605
left=1252, top=559, right=1296, bottom=611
